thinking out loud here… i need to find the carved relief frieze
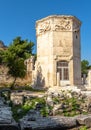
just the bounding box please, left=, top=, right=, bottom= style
left=54, top=20, right=71, bottom=31
left=36, top=18, right=73, bottom=36
left=37, top=21, right=51, bottom=36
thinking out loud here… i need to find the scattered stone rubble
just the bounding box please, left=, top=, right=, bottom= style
left=0, top=97, right=19, bottom=130
left=19, top=109, right=91, bottom=130
left=1, top=87, right=91, bottom=130
left=18, top=87, right=91, bottom=130
left=10, top=90, right=44, bottom=105
left=45, top=86, right=91, bottom=116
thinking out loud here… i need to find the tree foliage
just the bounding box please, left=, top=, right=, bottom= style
left=3, top=37, right=34, bottom=87
left=81, top=60, right=90, bottom=77
left=0, top=50, right=4, bottom=65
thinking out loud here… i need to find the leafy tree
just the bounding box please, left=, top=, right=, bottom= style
left=3, top=37, right=34, bottom=88
left=81, top=60, right=90, bottom=77
left=0, top=50, right=4, bottom=65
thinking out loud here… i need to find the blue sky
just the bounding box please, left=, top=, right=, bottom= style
left=0, top=0, right=91, bottom=63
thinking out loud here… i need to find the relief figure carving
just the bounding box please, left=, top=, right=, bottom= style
left=54, top=20, right=71, bottom=31
left=59, top=39, right=72, bottom=56
left=38, top=21, right=51, bottom=34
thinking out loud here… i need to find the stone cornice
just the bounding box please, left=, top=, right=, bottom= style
left=36, top=15, right=81, bottom=26
left=36, top=15, right=81, bottom=36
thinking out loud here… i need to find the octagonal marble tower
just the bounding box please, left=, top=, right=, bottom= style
left=34, top=15, right=81, bottom=88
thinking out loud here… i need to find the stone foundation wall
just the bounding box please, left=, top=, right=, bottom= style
left=0, top=65, right=32, bottom=87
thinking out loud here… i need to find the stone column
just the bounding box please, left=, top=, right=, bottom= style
left=57, top=72, right=60, bottom=86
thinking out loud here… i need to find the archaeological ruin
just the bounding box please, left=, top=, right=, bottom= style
left=0, top=15, right=82, bottom=89
left=32, top=15, right=82, bottom=89
left=1, top=15, right=91, bottom=130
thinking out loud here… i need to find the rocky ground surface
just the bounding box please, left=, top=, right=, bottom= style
left=1, top=86, right=91, bottom=130
left=0, top=97, right=19, bottom=130
left=19, top=109, right=91, bottom=130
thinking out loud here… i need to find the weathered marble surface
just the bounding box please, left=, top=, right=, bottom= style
left=0, top=97, right=19, bottom=130
left=19, top=109, right=91, bottom=130
left=1, top=90, right=91, bottom=130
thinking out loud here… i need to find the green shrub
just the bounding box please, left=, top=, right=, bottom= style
left=80, top=126, right=87, bottom=130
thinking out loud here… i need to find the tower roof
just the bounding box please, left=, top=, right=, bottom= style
left=36, top=15, right=81, bottom=25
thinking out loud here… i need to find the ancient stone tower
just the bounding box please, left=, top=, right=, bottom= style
left=33, top=15, right=81, bottom=88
